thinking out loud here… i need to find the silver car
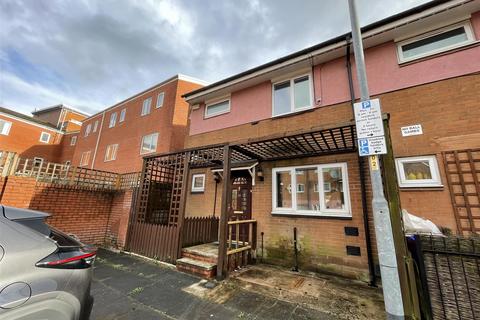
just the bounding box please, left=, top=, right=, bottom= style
left=0, top=205, right=95, bottom=320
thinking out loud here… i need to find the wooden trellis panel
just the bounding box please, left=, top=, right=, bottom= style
left=443, top=149, right=480, bottom=235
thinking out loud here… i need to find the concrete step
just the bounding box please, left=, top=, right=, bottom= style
left=176, top=257, right=217, bottom=279
left=181, top=244, right=218, bottom=265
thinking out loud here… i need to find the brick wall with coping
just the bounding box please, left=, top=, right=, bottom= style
left=0, top=176, right=134, bottom=247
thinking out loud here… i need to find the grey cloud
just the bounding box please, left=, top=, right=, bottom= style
left=0, top=0, right=428, bottom=115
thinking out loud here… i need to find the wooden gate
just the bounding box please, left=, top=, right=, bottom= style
left=443, top=149, right=480, bottom=235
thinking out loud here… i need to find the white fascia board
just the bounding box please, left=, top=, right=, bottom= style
left=0, top=111, right=64, bottom=134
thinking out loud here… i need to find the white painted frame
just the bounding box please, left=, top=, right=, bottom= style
left=156, top=92, right=165, bottom=108
left=0, top=119, right=12, bottom=135
left=204, top=98, right=231, bottom=119
left=271, top=72, right=314, bottom=117
left=109, top=112, right=117, bottom=128
left=140, top=133, right=159, bottom=155
left=104, top=144, right=119, bottom=162
left=119, top=108, right=126, bottom=122
left=84, top=123, right=92, bottom=137
left=80, top=151, right=91, bottom=167
left=395, top=155, right=443, bottom=188
left=191, top=173, right=206, bottom=192
left=93, top=120, right=99, bottom=132
left=396, top=20, right=475, bottom=64
left=271, top=162, right=351, bottom=217
left=39, top=131, right=51, bottom=143
left=70, top=136, right=77, bottom=146
left=141, top=97, right=152, bottom=116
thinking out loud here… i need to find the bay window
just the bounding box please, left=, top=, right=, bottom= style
left=272, top=163, right=350, bottom=217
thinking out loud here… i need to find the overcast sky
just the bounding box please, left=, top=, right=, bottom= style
left=0, top=0, right=429, bottom=116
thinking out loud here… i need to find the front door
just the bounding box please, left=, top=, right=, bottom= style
left=230, top=173, right=252, bottom=242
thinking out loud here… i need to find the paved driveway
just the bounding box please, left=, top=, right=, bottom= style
left=91, top=249, right=331, bottom=320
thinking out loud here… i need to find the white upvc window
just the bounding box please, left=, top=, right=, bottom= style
left=119, top=108, right=126, bottom=122
left=272, top=73, right=313, bottom=117
left=141, top=97, right=152, bottom=116
left=395, top=155, right=442, bottom=188
left=0, top=119, right=12, bottom=135
left=156, top=92, right=165, bottom=108
left=70, top=136, right=77, bottom=146
left=109, top=112, right=117, bottom=128
left=80, top=151, right=91, bottom=167
left=272, top=163, right=351, bottom=217
left=205, top=99, right=230, bottom=118
left=396, top=21, right=475, bottom=63
left=191, top=174, right=206, bottom=193
left=140, top=133, right=158, bottom=154
left=104, top=144, right=118, bottom=162
left=33, top=157, right=44, bottom=167
left=93, top=120, right=99, bottom=132
left=39, top=132, right=51, bottom=143
left=84, top=123, right=92, bottom=137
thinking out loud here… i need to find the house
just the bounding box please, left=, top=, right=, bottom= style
left=0, top=104, right=88, bottom=164
left=125, top=0, right=480, bottom=285
left=71, top=74, right=208, bottom=173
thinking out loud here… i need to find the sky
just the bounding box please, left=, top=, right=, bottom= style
left=0, top=0, right=429, bottom=116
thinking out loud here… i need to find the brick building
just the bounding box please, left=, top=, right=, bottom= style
left=71, top=74, right=207, bottom=173
left=0, top=105, right=87, bottom=164
left=148, top=0, right=480, bottom=281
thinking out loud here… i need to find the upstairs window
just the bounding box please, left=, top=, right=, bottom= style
left=0, top=119, right=12, bottom=135
left=93, top=120, right=99, bottom=132
left=119, top=108, right=126, bottom=122
left=141, top=97, right=152, bottom=116
left=109, top=112, right=117, bottom=128
left=80, top=151, right=91, bottom=167
left=84, top=123, right=92, bottom=137
left=397, top=21, right=475, bottom=63
left=39, top=132, right=51, bottom=143
left=205, top=99, right=230, bottom=118
left=156, top=92, right=165, bottom=108
left=140, top=133, right=158, bottom=154
left=104, top=144, right=118, bottom=162
left=273, top=74, right=312, bottom=117
left=70, top=136, right=77, bottom=146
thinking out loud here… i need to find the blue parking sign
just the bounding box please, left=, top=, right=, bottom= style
left=361, top=101, right=371, bottom=109
left=359, top=139, right=370, bottom=156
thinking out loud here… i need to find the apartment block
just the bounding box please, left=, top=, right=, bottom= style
left=71, top=74, right=207, bottom=173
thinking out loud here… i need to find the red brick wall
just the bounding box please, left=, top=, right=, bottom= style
left=0, top=176, right=134, bottom=247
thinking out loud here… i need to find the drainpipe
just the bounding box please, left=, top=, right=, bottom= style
left=346, top=35, right=376, bottom=287
left=91, top=111, right=105, bottom=170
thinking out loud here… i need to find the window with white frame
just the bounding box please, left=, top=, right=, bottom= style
left=191, top=174, right=206, bottom=192
left=205, top=99, right=230, bottom=118
left=80, top=151, right=91, bottom=167
left=141, top=97, right=152, bottom=116
left=156, top=92, right=165, bottom=108
left=93, top=120, right=99, bottom=132
left=109, top=112, right=117, bottom=128
left=84, top=123, right=92, bottom=137
left=273, top=73, right=312, bottom=117
left=272, top=163, right=351, bottom=217
left=395, top=155, right=442, bottom=188
left=0, top=119, right=12, bottom=135
left=119, top=108, right=126, bottom=122
left=104, top=144, right=118, bottom=162
left=39, top=132, right=51, bottom=143
left=397, top=21, right=475, bottom=63
left=70, top=135, right=77, bottom=146
left=33, top=157, right=44, bottom=167
left=140, top=133, right=158, bottom=154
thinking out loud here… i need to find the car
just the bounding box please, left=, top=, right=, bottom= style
left=0, top=205, right=96, bottom=320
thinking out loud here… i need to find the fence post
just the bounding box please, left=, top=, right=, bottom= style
left=115, top=174, right=122, bottom=190
left=217, top=145, right=232, bottom=280
left=69, top=166, right=77, bottom=185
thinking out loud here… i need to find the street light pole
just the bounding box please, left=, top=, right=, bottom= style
left=347, top=1, right=405, bottom=319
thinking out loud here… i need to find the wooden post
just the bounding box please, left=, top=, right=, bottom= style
left=176, top=152, right=191, bottom=258
left=69, top=166, right=77, bottom=185
left=217, top=145, right=231, bottom=280
left=381, top=119, right=421, bottom=319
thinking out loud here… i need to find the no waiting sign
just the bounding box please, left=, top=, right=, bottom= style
left=353, top=99, right=384, bottom=139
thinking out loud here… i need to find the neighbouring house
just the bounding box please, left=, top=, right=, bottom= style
left=125, top=0, right=480, bottom=285
left=71, top=74, right=208, bottom=173
left=0, top=104, right=88, bottom=164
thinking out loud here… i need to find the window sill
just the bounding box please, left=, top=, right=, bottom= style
left=204, top=110, right=230, bottom=120
left=399, top=185, right=444, bottom=191
left=190, top=190, right=205, bottom=194
left=271, top=211, right=352, bottom=219
left=271, top=106, right=316, bottom=119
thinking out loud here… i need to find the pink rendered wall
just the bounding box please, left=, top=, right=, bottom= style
left=189, top=12, right=480, bottom=136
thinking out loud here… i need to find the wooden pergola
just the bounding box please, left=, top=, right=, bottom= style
left=130, top=121, right=359, bottom=277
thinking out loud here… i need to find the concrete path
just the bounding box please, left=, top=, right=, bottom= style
left=91, top=249, right=332, bottom=319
